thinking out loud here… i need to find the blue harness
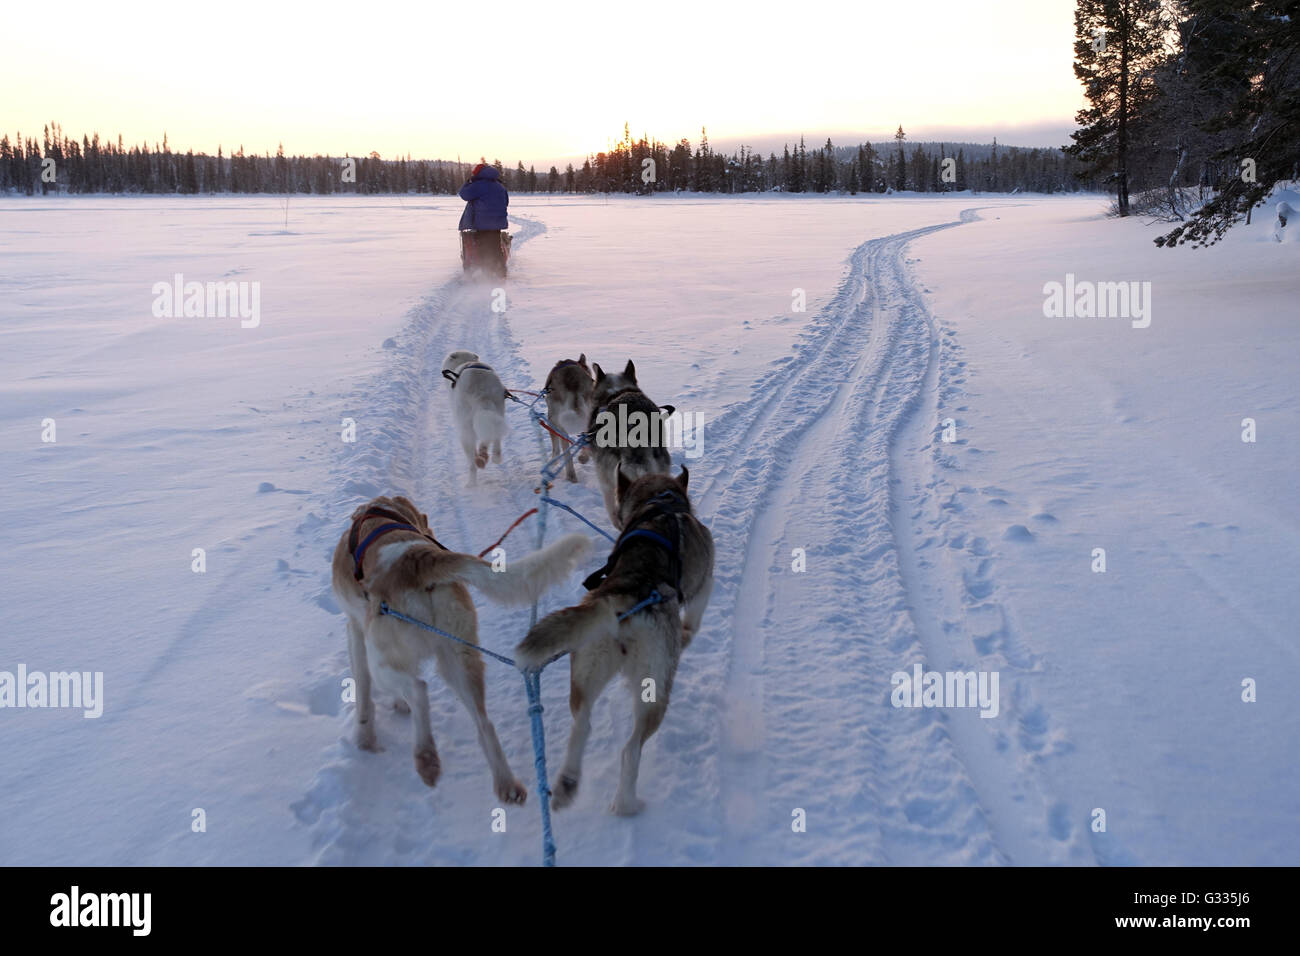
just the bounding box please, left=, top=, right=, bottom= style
left=581, top=490, right=689, bottom=600
left=348, top=507, right=447, bottom=583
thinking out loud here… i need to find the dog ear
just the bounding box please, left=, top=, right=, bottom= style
left=677, top=466, right=689, bottom=492
left=594, top=363, right=605, bottom=383
left=616, top=463, right=632, bottom=502
left=623, top=359, right=636, bottom=383
left=578, top=353, right=587, bottom=367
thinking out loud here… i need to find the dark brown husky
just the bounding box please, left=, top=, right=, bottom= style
left=514, top=468, right=714, bottom=815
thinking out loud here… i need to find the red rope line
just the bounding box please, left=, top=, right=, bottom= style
left=477, top=508, right=539, bottom=557
left=536, top=417, right=575, bottom=446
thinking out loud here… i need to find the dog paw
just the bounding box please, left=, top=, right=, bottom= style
left=414, top=747, right=441, bottom=787
left=497, top=778, right=528, bottom=805
left=609, top=796, right=646, bottom=817
left=577, top=450, right=591, bottom=464
left=551, top=773, right=579, bottom=809
left=492, top=450, right=502, bottom=464
left=475, top=448, right=489, bottom=469
left=355, top=727, right=382, bottom=752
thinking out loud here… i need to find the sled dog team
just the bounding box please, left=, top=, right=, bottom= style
left=331, top=351, right=714, bottom=816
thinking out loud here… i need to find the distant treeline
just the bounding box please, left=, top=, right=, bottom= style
left=534, top=124, right=1097, bottom=194
left=1, top=122, right=1094, bottom=196
left=0, top=128, right=471, bottom=195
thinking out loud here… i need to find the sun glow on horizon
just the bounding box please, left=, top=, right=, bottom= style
left=5, top=0, right=1085, bottom=167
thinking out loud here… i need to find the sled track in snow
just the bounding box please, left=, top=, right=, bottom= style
left=675, top=208, right=1084, bottom=864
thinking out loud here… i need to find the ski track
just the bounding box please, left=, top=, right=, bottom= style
left=289, top=206, right=1085, bottom=865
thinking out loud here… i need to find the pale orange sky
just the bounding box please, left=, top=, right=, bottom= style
left=5, top=0, right=1084, bottom=166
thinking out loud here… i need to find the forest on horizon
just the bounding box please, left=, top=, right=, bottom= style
left=0, top=124, right=1093, bottom=197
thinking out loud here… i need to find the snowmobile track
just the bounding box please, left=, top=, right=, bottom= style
left=684, top=208, right=1082, bottom=864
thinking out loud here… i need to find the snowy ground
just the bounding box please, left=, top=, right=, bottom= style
left=1, top=192, right=1296, bottom=866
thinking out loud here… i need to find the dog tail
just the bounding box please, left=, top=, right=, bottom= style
left=514, top=597, right=619, bottom=671
left=558, top=404, right=588, bottom=440
left=448, top=532, right=590, bottom=607
left=473, top=407, right=507, bottom=446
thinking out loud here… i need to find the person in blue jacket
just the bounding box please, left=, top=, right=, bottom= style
left=459, top=162, right=510, bottom=276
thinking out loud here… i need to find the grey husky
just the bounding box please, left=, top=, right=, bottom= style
left=587, top=360, right=673, bottom=528
left=514, top=467, right=714, bottom=816
left=544, top=354, right=595, bottom=482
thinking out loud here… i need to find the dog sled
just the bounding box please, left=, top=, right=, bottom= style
left=460, top=229, right=512, bottom=277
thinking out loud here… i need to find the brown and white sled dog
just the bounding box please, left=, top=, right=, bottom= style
left=514, top=468, right=714, bottom=816
left=442, top=350, right=508, bottom=487
left=587, top=359, right=673, bottom=528
left=544, top=354, right=595, bottom=483
left=331, top=495, right=590, bottom=802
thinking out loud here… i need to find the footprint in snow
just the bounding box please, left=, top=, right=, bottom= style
left=342, top=479, right=382, bottom=498
left=314, top=589, right=340, bottom=614
left=1002, top=525, right=1034, bottom=542
left=258, top=482, right=311, bottom=495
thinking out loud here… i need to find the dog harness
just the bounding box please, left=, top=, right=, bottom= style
left=347, top=507, right=448, bottom=582
left=582, top=489, right=690, bottom=600
left=442, top=362, right=494, bottom=387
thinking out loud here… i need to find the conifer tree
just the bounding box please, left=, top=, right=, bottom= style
left=1067, top=0, right=1168, bottom=215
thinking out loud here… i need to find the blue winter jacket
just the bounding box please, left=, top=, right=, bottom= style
left=458, top=166, right=509, bottom=230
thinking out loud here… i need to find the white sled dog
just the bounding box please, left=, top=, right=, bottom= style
left=332, top=494, right=590, bottom=801
left=544, top=354, right=595, bottom=483
left=442, top=350, right=508, bottom=486
left=588, top=359, right=673, bottom=528
left=514, top=468, right=714, bottom=815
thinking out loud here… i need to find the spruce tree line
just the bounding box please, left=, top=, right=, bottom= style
left=2, top=121, right=1091, bottom=197
left=552, top=125, right=1093, bottom=195
left=0, top=127, right=473, bottom=196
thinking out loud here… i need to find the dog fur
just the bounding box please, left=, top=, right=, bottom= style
left=442, top=350, right=508, bottom=487
left=331, top=495, right=590, bottom=801
left=514, top=468, right=714, bottom=816
left=544, top=354, right=595, bottom=483
left=587, top=359, right=673, bottom=528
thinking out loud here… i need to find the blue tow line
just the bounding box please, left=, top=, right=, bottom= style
left=539, top=494, right=616, bottom=543
left=618, top=589, right=666, bottom=620
left=378, top=603, right=518, bottom=667
left=522, top=669, right=556, bottom=867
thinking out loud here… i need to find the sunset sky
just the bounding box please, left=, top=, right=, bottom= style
left=6, top=0, right=1084, bottom=166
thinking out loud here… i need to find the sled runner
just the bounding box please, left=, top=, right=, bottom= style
left=460, top=229, right=512, bottom=277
